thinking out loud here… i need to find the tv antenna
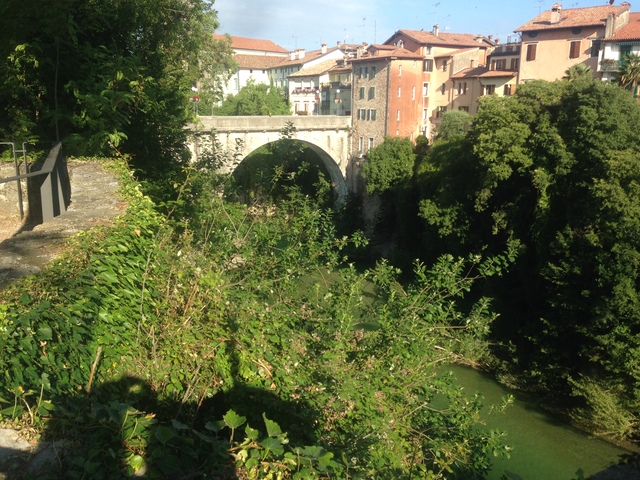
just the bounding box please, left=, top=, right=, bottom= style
left=359, top=17, right=366, bottom=42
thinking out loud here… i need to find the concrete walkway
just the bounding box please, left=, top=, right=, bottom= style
left=0, top=161, right=125, bottom=289
left=0, top=161, right=125, bottom=477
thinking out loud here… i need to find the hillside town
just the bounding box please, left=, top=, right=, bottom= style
left=214, top=1, right=639, bottom=157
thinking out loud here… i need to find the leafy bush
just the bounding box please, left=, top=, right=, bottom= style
left=0, top=158, right=512, bottom=478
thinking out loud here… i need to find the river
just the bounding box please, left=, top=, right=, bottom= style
left=446, top=364, right=632, bottom=480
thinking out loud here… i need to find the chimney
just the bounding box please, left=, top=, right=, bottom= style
left=321, top=43, right=327, bottom=54
left=298, top=48, right=305, bottom=59
left=605, top=13, right=615, bottom=38
left=475, top=35, right=484, bottom=43
left=290, top=50, right=296, bottom=61
left=470, top=59, right=476, bottom=69
left=433, top=24, right=439, bottom=36
left=550, top=3, right=562, bottom=24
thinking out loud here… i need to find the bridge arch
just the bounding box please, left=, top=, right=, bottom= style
left=190, top=116, right=352, bottom=203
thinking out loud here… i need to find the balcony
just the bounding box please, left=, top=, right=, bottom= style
left=292, top=87, right=319, bottom=95
left=600, top=59, right=620, bottom=72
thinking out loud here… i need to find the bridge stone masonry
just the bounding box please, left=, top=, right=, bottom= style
left=189, top=115, right=354, bottom=201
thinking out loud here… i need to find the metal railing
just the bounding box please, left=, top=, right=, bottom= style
left=0, top=142, right=70, bottom=225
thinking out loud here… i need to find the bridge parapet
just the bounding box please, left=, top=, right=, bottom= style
left=196, top=115, right=351, bottom=133
left=190, top=115, right=353, bottom=203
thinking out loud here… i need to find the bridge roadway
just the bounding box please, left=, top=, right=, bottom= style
left=191, top=115, right=353, bottom=201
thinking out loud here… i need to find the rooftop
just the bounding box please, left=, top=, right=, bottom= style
left=605, top=11, right=640, bottom=40
left=213, top=34, right=288, bottom=54
left=451, top=66, right=518, bottom=79
left=234, top=55, right=289, bottom=70
left=387, top=29, right=495, bottom=48
left=514, top=3, right=631, bottom=32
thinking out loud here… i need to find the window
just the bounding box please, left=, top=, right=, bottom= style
left=441, top=83, right=446, bottom=95
left=456, top=82, right=467, bottom=95
left=504, top=84, right=513, bottom=96
left=620, top=45, right=633, bottom=59
left=423, top=108, right=428, bottom=120
left=360, top=66, right=368, bottom=79
left=357, top=108, right=365, bottom=120
left=423, top=82, right=430, bottom=96
left=412, top=86, right=415, bottom=100
left=571, top=27, right=582, bottom=35
left=398, top=65, right=402, bottom=76
left=368, top=138, right=374, bottom=149
left=370, top=109, right=377, bottom=121
left=358, top=137, right=364, bottom=153
left=366, top=109, right=371, bottom=120
left=442, top=61, right=448, bottom=72
left=510, top=58, right=520, bottom=70
left=458, top=106, right=470, bottom=112
left=425, top=45, right=432, bottom=55
left=526, top=43, right=537, bottom=61
left=398, top=86, right=401, bottom=98
left=569, top=40, right=581, bottom=59
left=396, top=109, right=401, bottom=120
left=370, top=66, right=377, bottom=78
left=483, top=84, right=496, bottom=95
left=359, top=87, right=365, bottom=99
left=492, top=59, right=506, bottom=70
left=436, top=106, right=447, bottom=118
left=590, top=39, right=602, bottom=57
left=398, top=40, right=404, bottom=48
left=368, top=86, right=375, bottom=99
left=423, top=59, right=434, bottom=72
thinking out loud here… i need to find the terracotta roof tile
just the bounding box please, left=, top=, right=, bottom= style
left=606, top=12, right=640, bottom=40
left=351, top=46, right=423, bottom=62
left=213, top=34, right=287, bottom=53
left=288, top=60, right=341, bottom=77
left=514, top=5, right=629, bottom=32
left=234, top=55, right=288, bottom=69
left=451, top=66, right=517, bottom=79
left=276, top=46, right=342, bottom=67
left=388, top=29, right=494, bottom=48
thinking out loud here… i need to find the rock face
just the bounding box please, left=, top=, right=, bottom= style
left=0, top=161, right=125, bottom=289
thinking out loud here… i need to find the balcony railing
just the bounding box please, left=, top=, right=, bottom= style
left=600, top=59, right=620, bottom=72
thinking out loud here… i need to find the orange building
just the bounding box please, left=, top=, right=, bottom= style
left=514, top=2, right=632, bottom=83
left=350, top=46, right=424, bottom=156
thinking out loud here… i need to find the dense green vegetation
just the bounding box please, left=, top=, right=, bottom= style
left=402, top=77, right=640, bottom=441
left=214, top=81, right=291, bottom=116
left=0, top=159, right=514, bottom=478
left=0, top=0, right=234, bottom=183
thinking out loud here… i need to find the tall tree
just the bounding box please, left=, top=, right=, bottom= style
left=417, top=77, right=640, bottom=437
left=0, top=0, right=234, bottom=177
left=617, top=52, right=640, bottom=96
left=214, top=81, right=290, bottom=116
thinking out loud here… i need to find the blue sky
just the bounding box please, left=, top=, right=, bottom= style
left=213, top=0, right=621, bottom=51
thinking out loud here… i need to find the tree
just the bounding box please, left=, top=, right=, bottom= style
left=0, top=0, right=235, bottom=178
left=362, top=136, right=416, bottom=195
left=433, top=109, right=473, bottom=140
left=416, top=78, right=640, bottom=437
left=617, top=52, right=640, bottom=95
left=564, top=64, right=592, bottom=81
left=214, top=81, right=290, bottom=116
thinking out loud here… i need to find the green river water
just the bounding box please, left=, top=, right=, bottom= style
left=446, top=364, right=632, bottom=480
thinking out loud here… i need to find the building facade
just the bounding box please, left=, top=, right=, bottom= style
left=514, top=2, right=632, bottom=83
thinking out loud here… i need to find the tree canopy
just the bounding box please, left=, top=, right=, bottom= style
left=362, top=136, right=416, bottom=195
left=214, top=81, right=290, bottom=116
left=416, top=77, right=640, bottom=436
left=0, top=0, right=234, bottom=176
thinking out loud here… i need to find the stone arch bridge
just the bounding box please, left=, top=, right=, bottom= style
left=190, top=116, right=353, bottom=201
